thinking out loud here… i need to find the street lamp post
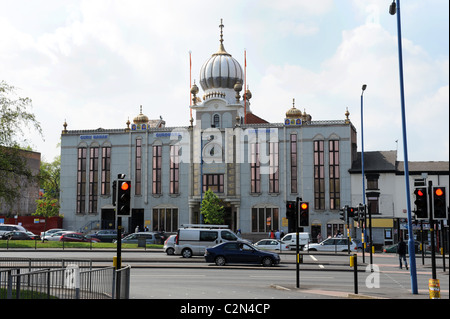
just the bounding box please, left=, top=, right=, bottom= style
left=389, top=0, right=418, bottom=294
left=360, top=84, right=367, bottom=265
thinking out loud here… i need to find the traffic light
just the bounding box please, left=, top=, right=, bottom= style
left=286, top=201, right=296, bottom=218
left=347, top=206, right=356, bottom=218
left=116, top=180, right=131, bottom=215
left=299, top=202, right=309, bottom=227
left=353, top=206, right=360, bottom=223
left=286, top=201, right=297, bottom=233
left=433, top=186, right=447, bottom=220
left=414, top=187, right=428, bottom=220
left=339, top=206, right=347, bottom=222
left=112, top=180, right=117, bottom=206
left=358, top=204, right=365, bottom=222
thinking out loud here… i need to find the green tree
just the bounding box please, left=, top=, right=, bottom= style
left=0, top=81, right=42, bottom=205
left=200, top=189, right=225, bottom=225
left=34, top=192, right=59, bottom=218
left=38, top=156, right=61, bottom=201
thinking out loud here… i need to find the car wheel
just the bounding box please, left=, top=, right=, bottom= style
left=215, top=256, right=226, bottom=266
left=182, top=248, right=193, bottom=258
left=262, top=257, right=273, bottom=267
left=166, top=247, right=175, bottom=255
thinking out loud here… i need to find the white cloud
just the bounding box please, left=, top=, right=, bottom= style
left=261, top=0, right=333, bottom=15
left=0, top=0, right=447, bottom=162
left=252, top=21, right=449, bottom=161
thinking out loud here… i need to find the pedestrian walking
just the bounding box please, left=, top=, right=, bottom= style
left=275, top=230, right=280, bottom=240
left=397, top=238, right=408, bottom=270
left=317, top=232, right=323, bottom=243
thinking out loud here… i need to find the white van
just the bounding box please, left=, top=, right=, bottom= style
left=0, top=224, right=27, bottom=236
left=281, top=232, right=310, bottom=250
left=175, top=224, right=240, bottom=258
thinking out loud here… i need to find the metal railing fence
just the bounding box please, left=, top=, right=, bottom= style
left=0, top=258, right=130, bottom=299
left=0, top=257, right=92, bottom=270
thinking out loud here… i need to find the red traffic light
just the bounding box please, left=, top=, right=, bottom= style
left=435, top=188, right=444, bottom=197
left=417, top=189, right=425, bottom=197
left=120, top=181, right=130, bottom=191
left=300, top=202, right=308, bottom=210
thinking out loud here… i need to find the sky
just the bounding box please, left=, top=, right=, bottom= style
left=1, top=0, right=448, bottom=163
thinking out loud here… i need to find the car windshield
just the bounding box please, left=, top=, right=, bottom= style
left=322, top=238, right=336, bottom=245
left=221, top=230, right=237, bottom=240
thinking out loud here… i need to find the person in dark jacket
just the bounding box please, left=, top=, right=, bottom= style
left=397, top=238, right=408, bottom=270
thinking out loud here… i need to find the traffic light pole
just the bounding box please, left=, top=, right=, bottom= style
left=362, top=204, right=366, bottom=264
left=296, top=197, right=301, bottom=289
left=441, top=220, right=446, bottom=273
left=115, top=216, right=122, bottom=299
left=428, top=181, right=437, bottom=280
left=368, top=203, right=373, bottom=271
left=116, top=217, right=122, bottom=270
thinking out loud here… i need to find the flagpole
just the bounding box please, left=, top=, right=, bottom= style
left=244, top=49, right=247, bottom=124
left=189, top=50, right=192, bottom=120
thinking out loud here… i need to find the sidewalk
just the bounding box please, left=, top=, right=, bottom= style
left=273, top=252, right=449, bottom=299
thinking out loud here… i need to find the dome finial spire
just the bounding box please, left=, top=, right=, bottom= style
left=216, top=18, right=229, bottom=55
left=219, top=19, right=224, bottom=45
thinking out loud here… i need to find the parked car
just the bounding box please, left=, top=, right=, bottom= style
left=42, top=230, right=71, bottom=241
left=89, top=229, right=120, bottom=242
left=1, top=231, right=34, bottom=240
left=383, top=242, right=420, bottom=253
left=204, top=241, right=281, bottom=267
left=254, top=239, right=290, bottom=251
left=40, top=228, right=66, bottom=238
left=303, top=237, right=357, bottom=252
left=153, top=231, right=170, bottom=244
left=164, top=234, right=177, bottom=255
left=26, top=231, right=40, bottom=240
left=114, top=232, right=160, bottom=245
left=60, top=232, right=100, bottom=243
left=0, top=224, right=27, bottom=237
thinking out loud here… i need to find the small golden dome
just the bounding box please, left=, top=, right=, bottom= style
left=133, top=105, right=149, bottom=124
left=190, top=82, right=199, bottom=95
left=285, top=98, right=302, bottom=119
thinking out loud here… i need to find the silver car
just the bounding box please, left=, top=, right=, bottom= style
left=303, top=237, right=357, bottom=252
left=163, top=234, right=177, bottom=255
left=113, top=232, right=159, bottom=244
left=42, top=230, right=71, bottom=241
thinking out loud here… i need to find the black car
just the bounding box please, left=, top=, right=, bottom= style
left=89, top=229, right=120, bottom=242
left=1, top=231, right=34, bottom=240
left=204, top=241, right=280, bottom=267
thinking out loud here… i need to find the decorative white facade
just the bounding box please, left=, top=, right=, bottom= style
left=60, top=21, right=366, bottom=242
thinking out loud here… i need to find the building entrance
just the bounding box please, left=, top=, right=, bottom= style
left=101, top=208, right=115, bottom=229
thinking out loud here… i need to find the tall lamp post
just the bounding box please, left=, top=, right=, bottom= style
left=389, top=0, right=418, bottom=294
left=360, top=84, right=367, bottom=265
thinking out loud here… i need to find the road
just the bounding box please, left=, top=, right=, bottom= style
left=1, top=248, right=448, bottom=299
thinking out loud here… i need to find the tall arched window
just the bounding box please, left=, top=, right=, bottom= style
left=290, top=133, right=298, bottom=193
left=135, top=138, right=142, bottom=195
left=314, top=140, right=325, bottom=209
left=76, top=145, right=87, bottom=214
left=213, top=114, right=220, bottom=128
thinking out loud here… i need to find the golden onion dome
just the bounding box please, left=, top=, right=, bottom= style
left=133, top=105, right=149, bottom=124
left=285, top=98, right=302, bottom=119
